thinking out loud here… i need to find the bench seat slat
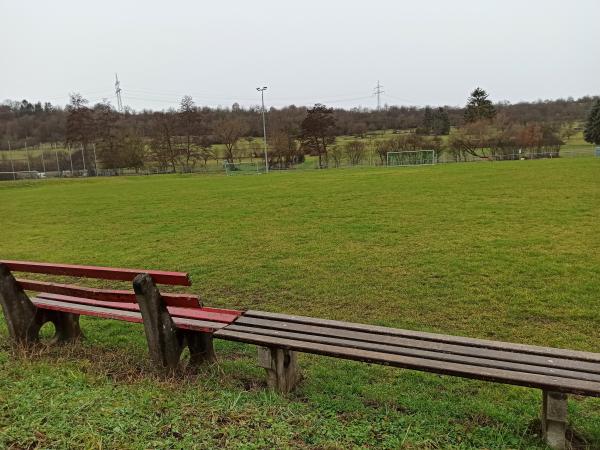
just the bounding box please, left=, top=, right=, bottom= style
left=31, top=298, right=227, bottom=332
left=225, top=324, right=600, bottom=383
left=17, top=279, right=200, bottom=308
left=214, top=328, right=600, bottom=397
left=2, top=260, right=191, bottom=286
left=33, top=297, right=144, bottom=324
left=234, top=316, right=600, bottom=374
left=243, top=310, right=600, bottom=363
left=36, top=293, right=238, bottom=324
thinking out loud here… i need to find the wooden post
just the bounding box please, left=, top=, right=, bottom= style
left=43, top=309, right=83, bottom=343
left=133, top=273, right=183, bottom=372
left=133, top=273, right=216, bottom=372
left=0, top=262, right=82, bottom=345
left=186, top=330, right=217, bottom=366
left=542, top=390, right=568, bottom=450
left=258, top=346, right=300, bottom=393
left=0, top=262, right=42, bottom=344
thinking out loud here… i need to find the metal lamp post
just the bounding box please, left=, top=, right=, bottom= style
left=256, top=86, right=268, bottom=173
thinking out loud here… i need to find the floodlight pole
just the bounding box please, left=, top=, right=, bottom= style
left=25, top=138, right=31, bottom=172
left=92, top=143, right=98, bottom=176
left=69, top=145, right=74, bottom=173
left=55, top=149, right=61, bottom=176
left=81, top=144, right=86, bottom=173
left=8, top=139, right=15, bottom=180
left=257, top=86, right=268, bottom=173
left=41, top=146, right=46, bottom=173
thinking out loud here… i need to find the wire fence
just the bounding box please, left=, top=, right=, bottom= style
left=0, top=147, right=598, bottom=181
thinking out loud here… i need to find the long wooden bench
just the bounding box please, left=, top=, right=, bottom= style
left=2, top=260, right=598, bottom=449
left=0, top=260, right=240, bottom=370
left=214, top=310, right=600, bottom=449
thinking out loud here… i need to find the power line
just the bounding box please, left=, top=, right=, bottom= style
left=382, top=92, right=416, bottom=104
left=15, top=83, right=412, bottom=110
left=123, top=91, right=375, bottom=108
left=125, top=87, right=374, bottom=104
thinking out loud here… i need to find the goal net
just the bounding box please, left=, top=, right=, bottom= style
left=387, top=150, right=436, bottom=167
left=224, top=161, right=263, bottom=175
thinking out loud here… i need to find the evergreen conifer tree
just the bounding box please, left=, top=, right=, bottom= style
left=583, top=99, right=600, bottom=145
left=464, top=87, right=496, bottom=123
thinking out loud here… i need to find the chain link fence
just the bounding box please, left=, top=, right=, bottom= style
left=0, top=147, right=597, bottom=181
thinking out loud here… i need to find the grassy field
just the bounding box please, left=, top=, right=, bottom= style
left=1, top=158, right=599, bottom=448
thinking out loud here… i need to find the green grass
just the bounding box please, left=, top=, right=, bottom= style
left=1, top=158, right=599, bottom=448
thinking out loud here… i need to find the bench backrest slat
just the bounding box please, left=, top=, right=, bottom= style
left=1, top=260, right=191, bottom=286
left=18, top=279, right=201, bottom=308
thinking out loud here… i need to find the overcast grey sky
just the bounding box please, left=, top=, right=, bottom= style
left=1, top=0, right=598, bottom=111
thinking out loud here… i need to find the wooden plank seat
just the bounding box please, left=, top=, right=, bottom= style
left=31, top=293, right=236, bottom=332
left=215, top=310, right=600, bottom=449
left=0, top=260, right=240, bottom=371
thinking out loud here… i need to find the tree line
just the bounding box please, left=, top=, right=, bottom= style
left=0, top=90, right=598, bottom=173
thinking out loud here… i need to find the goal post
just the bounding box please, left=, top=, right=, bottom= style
left=387, top=150, right=436, bottom=167
left=224, top=161, right=263, bottom=175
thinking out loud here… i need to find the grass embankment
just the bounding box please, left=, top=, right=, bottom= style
left=1, top=158, right=599, bottom=448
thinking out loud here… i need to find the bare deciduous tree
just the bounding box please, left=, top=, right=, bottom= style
left=299, top=104, right=336, bottom=168
left=150, top=112, right=180, bottom=172
left=65, top=93, right=95, bottom=169
left=177, top=95, right=200, bottom=171
left=198, top=137, right=215, bottom=167
left=268, top=129, right=302, bottom=169
left=329, top=145, right=344, bottom=167
left=344, top=140, right=366, bottom=166
left=214, top=118, right=248, bottom=163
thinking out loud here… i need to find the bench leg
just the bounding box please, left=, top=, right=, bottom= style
left=44, top=310, right=83, bottom=343
left=542, top=390, right=568, bottom=450
left=258, top=346, right=300, bottom=393
left=186, top=331, right=217, bottom=366
left=133, top=273, right=183, bottom=373
left=0, top=263, right=44, bottom=345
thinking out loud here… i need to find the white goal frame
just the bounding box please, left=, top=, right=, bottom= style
left=386, top=150, right=436, bottom=167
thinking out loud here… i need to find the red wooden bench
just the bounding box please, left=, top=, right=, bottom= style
left=0, top=260, right=240, bottom=370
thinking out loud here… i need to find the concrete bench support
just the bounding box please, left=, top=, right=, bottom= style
left=542, top=390, right=568, bottom=450
left=0, top=263, right=82, bottom=345
left=133, top=273, right=215, bottom=374
left=258, top=346, right=300, bottom=393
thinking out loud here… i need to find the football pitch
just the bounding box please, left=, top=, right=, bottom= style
left=1, top=158, right=599, bottom=448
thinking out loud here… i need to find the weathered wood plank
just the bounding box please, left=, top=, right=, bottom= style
left=201, top=306, right=243, bottom=317
left=225, top=324, right=600, bottom=383
left=36, top=293, right=237, bottom=324
left=214, top=329, right=600, bottom=397
left=31, top=298, right=227, bottom=332
left=18, top=279, right=200, bottom=307
left=244, top=310, right=600, bottom=363
left=234, top=316, right=600, bottom=374
left=2, top=260, right=191, bottom=286
left=32, top=297, right=143, bottom=323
